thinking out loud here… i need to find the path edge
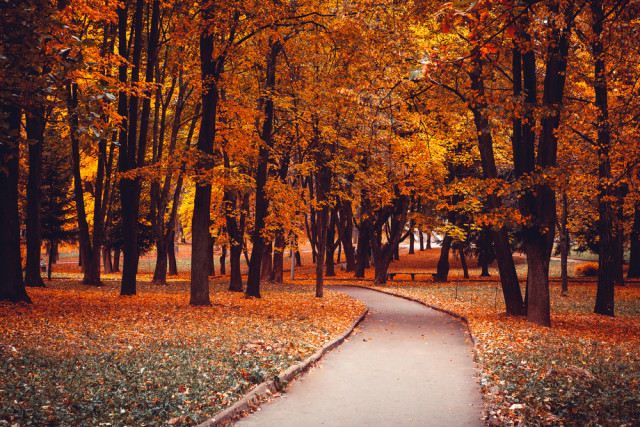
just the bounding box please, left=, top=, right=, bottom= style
left=197, top=307, right=369, bottom=427
left=333, top=284, right=477, bottom=346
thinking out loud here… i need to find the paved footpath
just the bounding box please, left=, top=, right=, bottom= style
left=235, top=286, right=485, bottom=426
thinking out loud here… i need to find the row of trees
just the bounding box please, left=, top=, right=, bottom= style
left=2, top=0, right=639, bottom=327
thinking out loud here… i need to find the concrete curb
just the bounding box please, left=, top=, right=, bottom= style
left=330, top=285, right=488, bottom=420
left=198, top=307, right=369, bottom=427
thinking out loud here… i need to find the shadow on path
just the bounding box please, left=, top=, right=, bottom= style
left=234, top=286, right=485, bottom=426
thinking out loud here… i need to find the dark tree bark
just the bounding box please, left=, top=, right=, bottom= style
left=270, top=153, right=291, bottom=284
left=530, top=7, right=571, bottom=325
left=478, top=227, right=493, bottom=277
left=0, top=105, right=31, bottom=302
left=103, top=247, right=113, bottom=274
left=469, top=57, right=524, bottom=316
left=261, top=241, right=273, bottom=281
left=24, top=108, right=46, bottom=287
left=434, top=234, right=452, bottom=282
left=191, top=8, right=238, bottom=304
left=337, top=200, right=356, bottom=272
left=272, top=236, right=284, bottom=283
left=117, top=0, right=146, bottom=296
left=219, top=244, right=227, bottom=276
left=246, top=40, right=281, bottom=298
left=47, top=243, right=54, bottom=281
left=592, top=0, right=615, bottom=315
left=224, top=185, right=247, bottom=291
left=151, top=70, right=182, bottom=285
left=460, top=246, right=469, bottom=279
left=355, top=212, right=372, bottom=278
left=408, top=220, right=415, bottom=255
left=304, top=177, right=318, bottom=265
left=370, top=191, right=409, bottom=285
left=113, top=248, right=120, bottom=272
left=168, top=229, right=178, bottom=276
left=426, top=232, right=432, bottom=249
left=325, top=209, right=338, bottom=277
left=67, top=82, right=95, bottom=285
left=167, top=106, right=199, bottom=280
left=419, top=231, right=424, bottom=251
left=314, top=167, right=331, bottom=297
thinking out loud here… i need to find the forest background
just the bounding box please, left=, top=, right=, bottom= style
left=1, top=0, right=640, bottom=425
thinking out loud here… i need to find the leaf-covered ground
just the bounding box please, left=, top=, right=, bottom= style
left=11, top=245, right=640, bottom=425
left=347, top=249, right=640, bottom=426
left=0, top=279, right=366, bottom=426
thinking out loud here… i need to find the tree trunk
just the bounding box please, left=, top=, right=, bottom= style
left=47, top=242, right=54, bottom=281
left=152, top=71, right=189, bottom=285
left=152, top=240, right=168, bottom=285
left=295, top=250, right=302, bottom=266
left=0, top=105, right=31, bottom=302
left=229, top=245, right=243, bottom=292
left=315, top=202, right=329, bottom=297
left=373, top=252, right=393, bottom=285
left=103, top=247, right=113, bottom=274
left=304, top=182, right=318, bottom=264
left=460, top=246, right=469, bottom=279
left=117, top=0, right=145, bottom=296
left=355, top=218, right=372, bottom=278
left=434, top=234, right=452, bottom=282
left=220, top=244, right=227, bottom=276
left=24, top=109, right=45, bottom=287
left=338, top=200, right=356, bottom=272
left=246, top=40, right=281, bottom=298
left=272, top=235, right=284, bottom=283
left=191, top=6, right=231, bottom=305
left=314, top=151, right=332, bottom=297
left=419, top=231, right=424, bottom=251
left=68, top=82, right=95, bottom=285
left=168, top=231, right=178, bottom=276
left=560, top=192, right=569, bottom=295
left=325, top=209, right=337, bottom=277
left=370, top=192, right=409, bottom=285
left=469, top=57, right=524, bottom=316
left=261, top=241, right=273, bottom=281
left=113, top=248, right=121, bottom=272
left=592, top=0, right=614, bottom=316
left=409, top=220, right=415, bottom=254
left=478, top=227, right=492, bottom=277
left=426, top=232, right=432, bottom=249
left=481, top=262, right=490, bottom=277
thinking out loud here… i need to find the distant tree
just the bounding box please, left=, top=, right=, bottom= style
left=40, top=133, right=77, bottom=280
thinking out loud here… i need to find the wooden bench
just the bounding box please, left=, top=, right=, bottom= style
left=387, top=272, right=435, bottom=281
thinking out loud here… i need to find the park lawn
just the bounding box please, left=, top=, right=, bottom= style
left=366, top=279, right=640, bottom=426
left=0, top=280, right=366, bottom=426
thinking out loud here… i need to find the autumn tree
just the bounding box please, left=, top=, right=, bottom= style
left=0, top=0, right=65, bottom=302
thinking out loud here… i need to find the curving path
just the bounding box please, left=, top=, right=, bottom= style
left=234, top=286, right=485, bottom=426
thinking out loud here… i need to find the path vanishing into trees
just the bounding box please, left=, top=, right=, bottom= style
left=235, top=286, right=485, bottom=426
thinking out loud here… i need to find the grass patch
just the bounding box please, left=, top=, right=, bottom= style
left=0, top=280, right=365, bottom=426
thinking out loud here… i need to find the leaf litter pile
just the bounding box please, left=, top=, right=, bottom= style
left=357, top=249, right=640, bottom=426
left=0, top=280, right=366, bottom=426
